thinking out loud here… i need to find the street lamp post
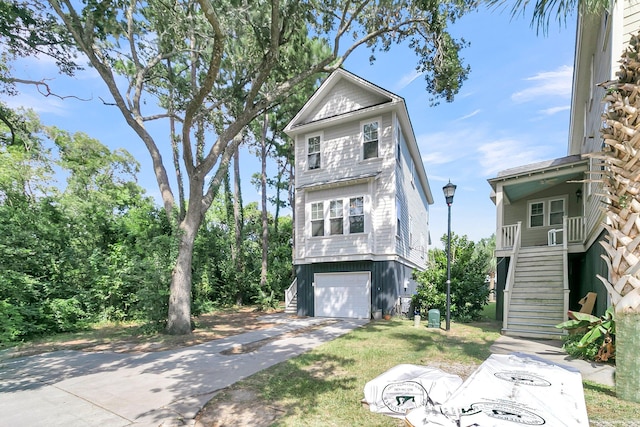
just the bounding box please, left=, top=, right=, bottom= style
left=442, top=181, right=456, bottom=331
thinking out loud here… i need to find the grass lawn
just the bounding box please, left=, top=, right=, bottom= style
left=199, top=306, right=640, bottom=426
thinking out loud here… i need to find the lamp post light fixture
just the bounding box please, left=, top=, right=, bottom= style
left=442, top=181, right=456, bottom=331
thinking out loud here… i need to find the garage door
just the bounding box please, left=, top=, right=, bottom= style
left=314, top=272, right=370, bottom=319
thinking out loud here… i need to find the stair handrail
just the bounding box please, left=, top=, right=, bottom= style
left=502, top=221, right=521, bottom=331
left=285, top=277, right=297, bottom=311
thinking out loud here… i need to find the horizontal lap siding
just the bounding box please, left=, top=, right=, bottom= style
left=624, top=3, right=640, bottom=42
left=395, top=127, right=429, bottom=270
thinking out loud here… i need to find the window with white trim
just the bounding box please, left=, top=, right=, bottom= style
left=311, top=202, right=324, bottom=236
left=349, top=197, right=364, bottom=233
left=529, top=202, right=544, bottom=228
left=329, top=200, right=343, bottom=235
left=528, top=197, right=566, bottom=228
left=363, top=121, right=379, bottom=160
left=307, top=135, right=321, bottom=170
left=549, top=199, right=565, bottom=226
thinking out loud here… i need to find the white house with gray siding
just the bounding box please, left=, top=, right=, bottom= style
left=284, top=68, right=434, bottom=319
left=488, top=0, right=639, bottom=339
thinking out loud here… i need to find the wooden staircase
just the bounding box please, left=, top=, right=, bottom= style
left=284, top=278, right=297, bottom=315
left=285, top=294, right=297, bottom=314
left=503, top=246, right=567, bottom=339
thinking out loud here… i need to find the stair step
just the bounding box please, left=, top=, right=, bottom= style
left=502, top=328, right=567, bottom=340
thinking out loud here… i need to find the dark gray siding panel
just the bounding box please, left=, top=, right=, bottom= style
left=575, top=231, right=609, bottom=316
left=495, top=257, right=509, bottom=321
left=296, top=260, right=413, bottom=317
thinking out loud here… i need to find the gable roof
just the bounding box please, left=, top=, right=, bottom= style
left=284, top=68, right=400, bottom=132
left=284, top=68, right=433, bottom=205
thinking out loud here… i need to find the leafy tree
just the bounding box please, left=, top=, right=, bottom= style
left=40, top=0, right=477, bottom=334
left=413, top=234, right=491, bottom=322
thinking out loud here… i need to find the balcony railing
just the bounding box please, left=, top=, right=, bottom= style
left=499, top=216, right=584, bottom=250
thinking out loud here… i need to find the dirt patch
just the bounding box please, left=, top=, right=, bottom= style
left=0, top=307, right=281, bottom=359
left=195, top=388, right=285, bottom=427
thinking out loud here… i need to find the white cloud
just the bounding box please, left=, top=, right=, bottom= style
left=416, top=128, right=479, bottom=166
left=539, top=105, right=570, bottom=116
left=454, top=109, right=482, bottom=121
left=511, top=65, right=573, bottom=103
left=395, top=70, right=423, bottom=91
left=477, top=138, right=544, bottom=176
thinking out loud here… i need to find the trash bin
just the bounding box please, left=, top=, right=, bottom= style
left=428, top=309, right=440, bottom=328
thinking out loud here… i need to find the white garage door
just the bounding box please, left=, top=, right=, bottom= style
left=314, top=272, right=371, bottom=319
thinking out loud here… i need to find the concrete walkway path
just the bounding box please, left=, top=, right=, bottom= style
left=490, top=335, right=616, bottom=387
left=0, top=315, right=367, bottom=427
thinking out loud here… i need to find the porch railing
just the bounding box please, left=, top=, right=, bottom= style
left=500, top=216, right=584, bottom=250
left=566, top=216, right=584, bottom=242
left=501, top=223, right=520, bottom=249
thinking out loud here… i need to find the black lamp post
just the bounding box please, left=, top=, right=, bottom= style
left=442, top=181, right=456, bottom=331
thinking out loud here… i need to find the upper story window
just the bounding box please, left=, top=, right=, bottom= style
left=349, top=197, right=364, bottom=233
left=529, top=197, right=566, bottom=228
left=311, top=202, right=324, bottom=236
left=307, top=135, right=321, bottom=170
left=363, top=121, right=379, bottom=160
left=329, top=200, right=344, bottom=235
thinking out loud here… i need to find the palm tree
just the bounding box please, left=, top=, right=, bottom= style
left=488, top=0, right=638, bottom=403
left=596, top=32, right=640, bottom=403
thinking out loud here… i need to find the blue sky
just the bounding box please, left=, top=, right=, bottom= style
left=6, top=5, right=577, bottom=249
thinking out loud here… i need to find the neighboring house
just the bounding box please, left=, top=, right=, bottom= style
left=283, top=68, right=434, bottom=319
left=488, top=1, right=638, bottom=339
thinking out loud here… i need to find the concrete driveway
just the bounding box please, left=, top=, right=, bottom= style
left=0, top=315, right=367, bottom=427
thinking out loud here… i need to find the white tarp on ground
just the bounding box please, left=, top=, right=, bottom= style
left=404, top=353, right=589, bottom=427
left=362, top=364, right=463, bottom=418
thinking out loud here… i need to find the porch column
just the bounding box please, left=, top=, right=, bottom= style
left=495, top=182, right=504, bottom=249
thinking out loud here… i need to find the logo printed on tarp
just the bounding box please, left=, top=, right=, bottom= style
left=381, top=381, right=429, bottom=414
left=469, top=402, right=546, bottom=425
left=494, top=371, right=552, bottom=387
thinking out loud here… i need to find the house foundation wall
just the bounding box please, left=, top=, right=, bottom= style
left=295, top=260, right=418, bottom=317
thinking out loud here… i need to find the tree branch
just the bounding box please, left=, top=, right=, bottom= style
left=9, top=77, right=91, bottom=101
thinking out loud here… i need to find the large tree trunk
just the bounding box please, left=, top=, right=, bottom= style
left=596, top=32, right=640, bottom=403
left=233, top=142, right=244, bottom=304
left=260, top=113, right=269, bottom=288
left=616, top=312, right=640, bottom=402
left=167, top=209, right=201, bottom=335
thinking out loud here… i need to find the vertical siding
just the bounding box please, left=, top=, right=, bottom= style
left=295, top=260, right=407, bottom=316
left=571, top=232, right=608, bottom=316
left=495, top=257, right=509, bottom=321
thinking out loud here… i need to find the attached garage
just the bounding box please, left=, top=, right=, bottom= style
left=314, top=272, right=371, bottom=319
